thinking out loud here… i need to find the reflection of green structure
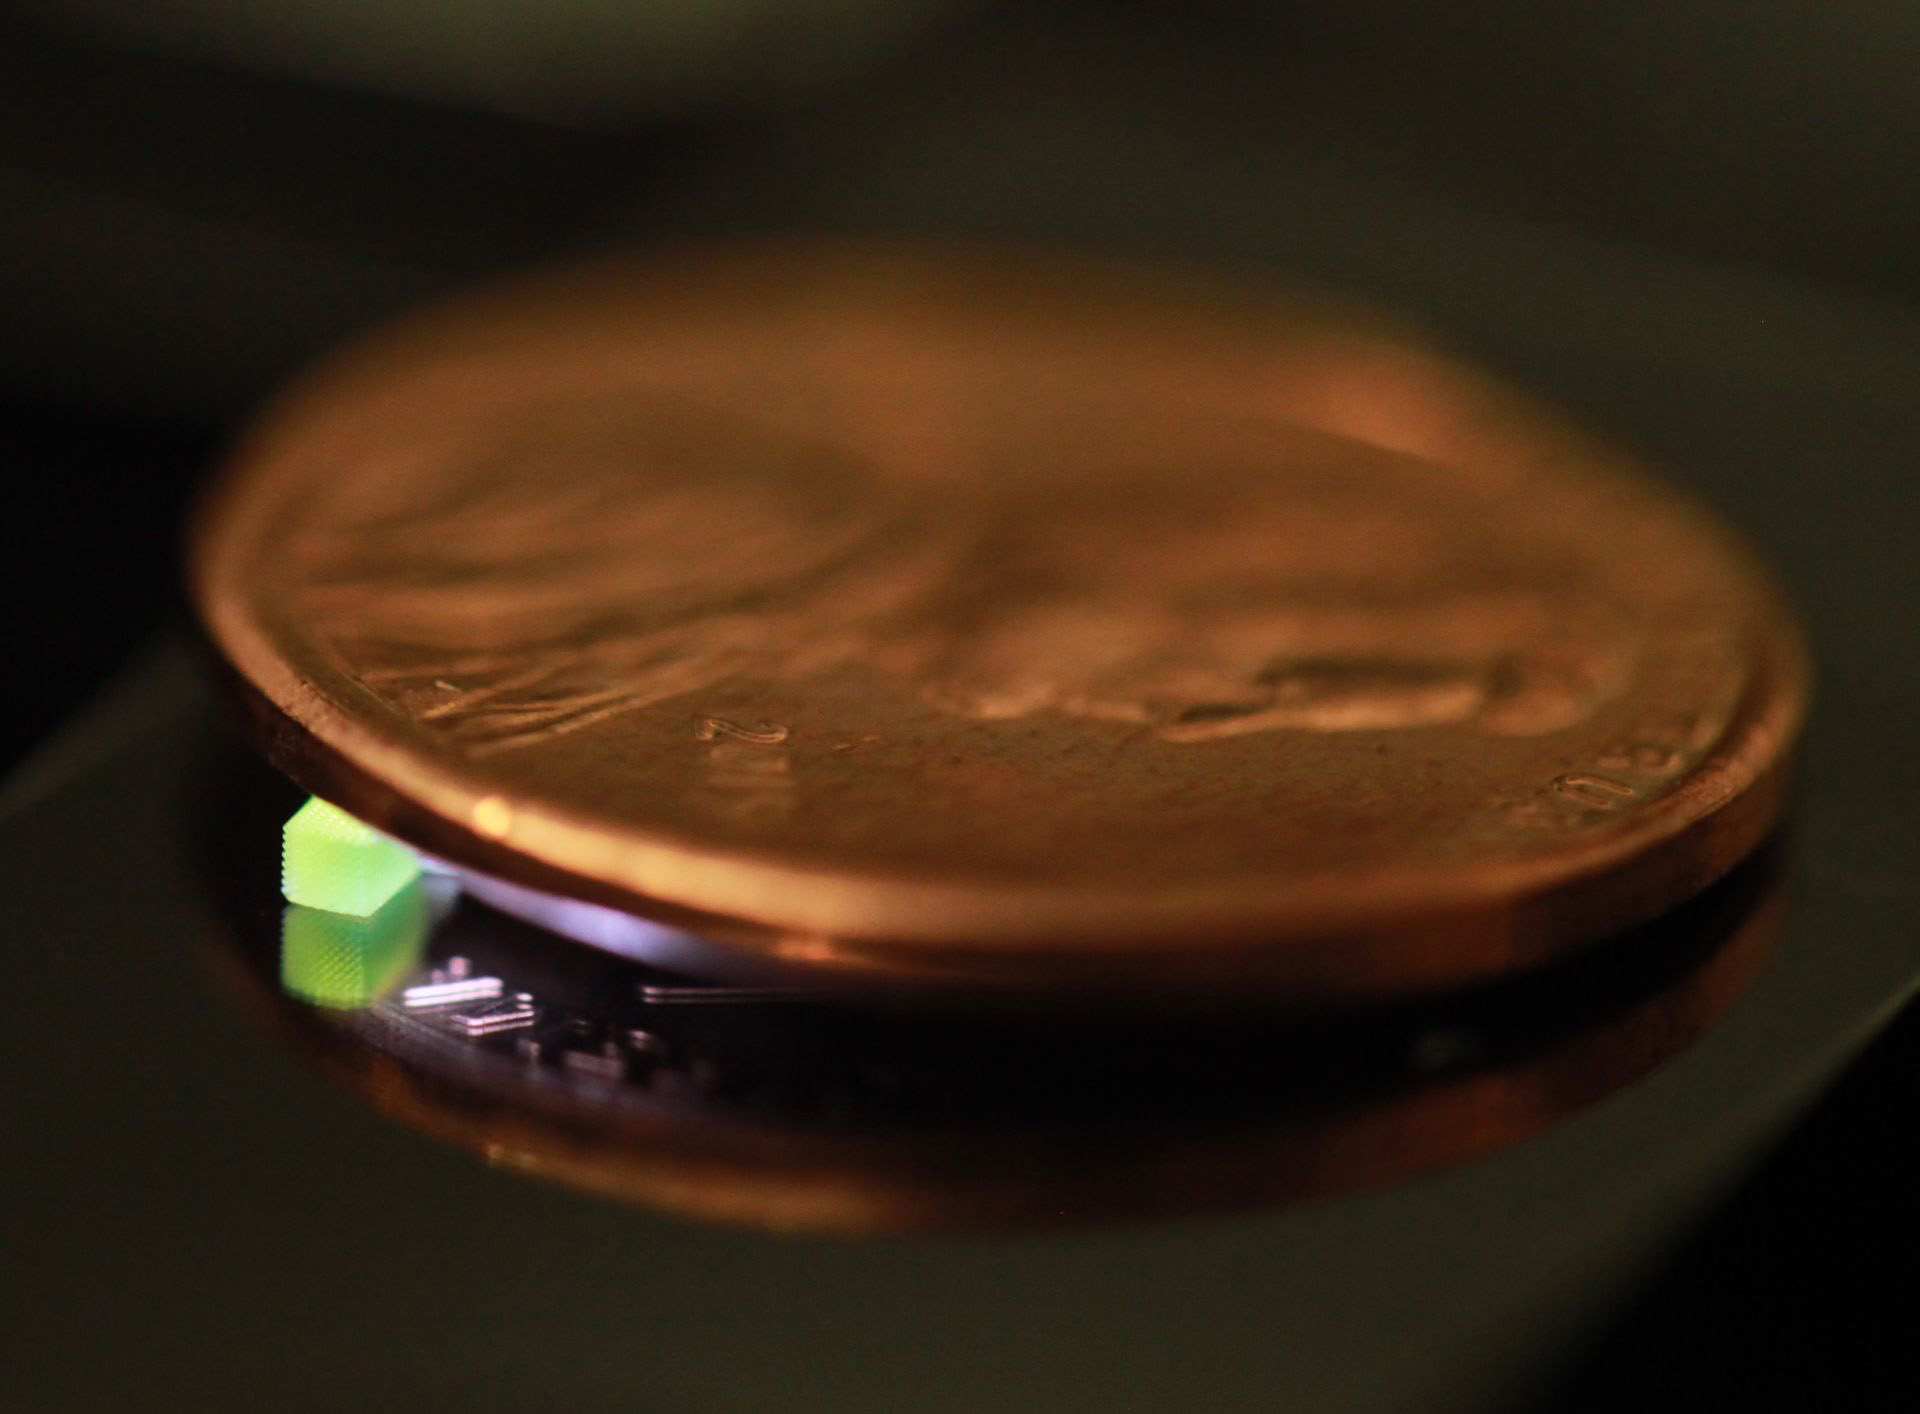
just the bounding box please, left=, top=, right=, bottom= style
left=282, top=796, right=421, bottom=916
left=281, top=881, right=431, bottom=1009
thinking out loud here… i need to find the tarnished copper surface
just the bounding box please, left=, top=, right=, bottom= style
left=189, top=243, right=1806, bottom=996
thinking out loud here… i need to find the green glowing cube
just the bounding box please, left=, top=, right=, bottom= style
left=281, top=880, right=430, bottom=1008
left=281, top=796, right=421, bottom=917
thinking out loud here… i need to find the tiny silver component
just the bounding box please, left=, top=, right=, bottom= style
left=447, top=994, right=537, bottom=1036
left=403, top=976, right=504, bottom=1009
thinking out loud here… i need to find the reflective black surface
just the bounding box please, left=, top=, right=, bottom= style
left=199, top=726, right=1788, bottom=1232
left=6, top=620, right=1916, bottom=1410
left=7, top=6, right=1920, bottom=1402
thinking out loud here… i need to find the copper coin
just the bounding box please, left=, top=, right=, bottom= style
left=188, top=243, right=1807, bottom=998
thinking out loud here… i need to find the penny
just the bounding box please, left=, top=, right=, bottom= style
left=188, top=243, right=1807, bottom=999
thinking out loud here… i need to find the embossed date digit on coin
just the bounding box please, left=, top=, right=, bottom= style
left=1552, top=772, right=1638, bottom=810
left=695, top=716, right=790, bottom=745
left=1504, top=717, right=1709, bottom=830
left=696, top=716, right=794, bottom=826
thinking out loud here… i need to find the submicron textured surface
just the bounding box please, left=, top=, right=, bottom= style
left=280, top=795, right=420, bottom=917
left=279, top=882, right=429, bottom=1008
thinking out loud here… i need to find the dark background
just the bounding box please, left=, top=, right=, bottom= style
left=4, top=3, right=1917, bottom=1407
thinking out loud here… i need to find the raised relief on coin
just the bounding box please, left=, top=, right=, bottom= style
left=283, top=401, right=965, bottom=756
left=280, top=393, right=1640, bottom=760
left=696, top=717, right=797, bottom=827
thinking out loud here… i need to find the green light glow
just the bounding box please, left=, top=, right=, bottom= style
left=281, top=796, right=422, bottom=917
left=281, top=880, right=430, bottom=1008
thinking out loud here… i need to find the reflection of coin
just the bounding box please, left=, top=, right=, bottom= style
left=189, top=243, right=1807, bottom=998
left=203, top=789, right=1782, bottom=1234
